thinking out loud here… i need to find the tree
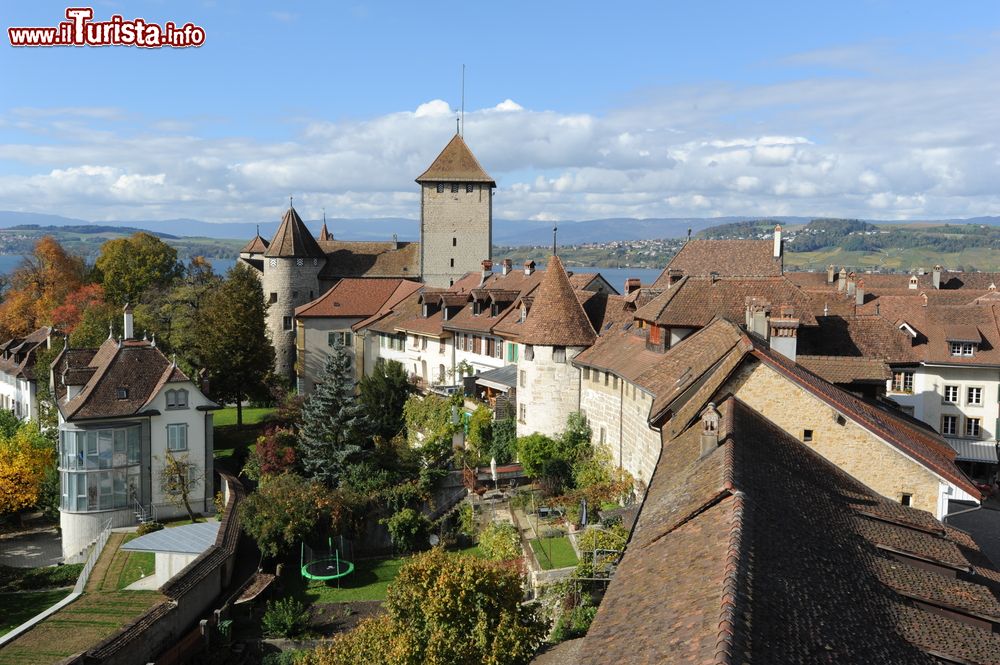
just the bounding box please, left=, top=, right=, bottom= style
left=303, top=549, right=546, bottom=665
left=0, top=236, right=86, bottom=338
left=298, top=344, right=368, bottom=487
left=49, top=283, right=108, bottom=335
left=358, top=359, right=413, bottom=441
left=159, top=452, right=201, bottom=523
left=382, top=507, right=431, bottom=554
left=241, top=426, right=297, bottom=482
left=0, top=425, right=56, bottom=519
left=516, top=433, right=570, bottom=494
left=466, top=405, right=494, bottom=464
left=477, top=522, right=521, bottom=561
left=240, top=472, right=343, bottom=558
left=198, top=263, right=274, bottom=428
left=94, top=232, right=184, bottom=305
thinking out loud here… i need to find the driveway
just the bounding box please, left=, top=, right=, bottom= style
left=0, top=527, right=63, bottom=568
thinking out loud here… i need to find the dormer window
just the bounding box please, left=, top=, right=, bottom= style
left=116, top=387, right=128, bottom=400
left=519, top=305, right=527, bottom=323
left=950, top=342, right=975, bottom=357
left=166, top=389, right=189, bottom=410
left=473, top=301, right=482, bottom=316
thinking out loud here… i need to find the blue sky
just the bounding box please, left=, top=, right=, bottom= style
left=2, top=1, right=1000, bottom=223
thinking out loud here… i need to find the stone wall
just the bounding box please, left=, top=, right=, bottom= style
left=579, top=370, right=660, bottom=486
left=262, top=256, right=323, bottom=380
left=517, top=345, right=584, bottom=439
left=420, top=183, right=492, bottom=288
left=725, top=360, right=945, bottom=516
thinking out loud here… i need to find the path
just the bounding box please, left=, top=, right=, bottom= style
left=0, top=528, right=62, bottom=568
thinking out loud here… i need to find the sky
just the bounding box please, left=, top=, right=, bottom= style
left=2, top=1, right=1000, bottom=225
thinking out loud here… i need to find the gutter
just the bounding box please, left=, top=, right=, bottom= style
left=943, top=502, right=984, bottom=523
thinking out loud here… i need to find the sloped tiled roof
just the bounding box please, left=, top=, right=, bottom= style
left=517, top=255, right=596, bottom=347
left=653, top=239, right=781, bottom=284
left=239, top=233, right=269, bottom=254
left=0, top=326, right=51, bottom=380
left=317, top=241, right=419, bottom=279
left=797, top=314, right=918, bottom=362
left=579, top=397, right=1000, bottom=664
left=318, top=221, right=333, bottom=242
left=264, top=206, right=325, bottom=259
left=295, top=278, right=420, bottom=319
left=796, top=355, right=892, bottom=384
left=415, top=134, right=495, bottom=185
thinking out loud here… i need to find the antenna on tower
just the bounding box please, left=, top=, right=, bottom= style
left=460, top=64, right=465, bottom=137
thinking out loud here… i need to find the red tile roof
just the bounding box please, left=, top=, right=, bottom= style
left=517, top=256, right=597, bottom=347
left=239, top=233, right=269, bottom=254
left=295, top=278, right=420, bottom=318
left=317, top=240, right=420, bottom=279
left=653, top=239, right=782, bottom=285
left=415, top=133, right=495, bottom=185
left=264, top=206, right=325, bottom=259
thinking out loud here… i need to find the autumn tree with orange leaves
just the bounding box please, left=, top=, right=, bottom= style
left=0, top=423, right=56, bottom=518
left=0, top=236, right=86, bottom=339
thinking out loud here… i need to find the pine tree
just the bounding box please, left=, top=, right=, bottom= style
left=358, top=358, right=413, bottom=441
left=198, top=263, right=274, bottom=427
left=299, top=343, right=368, bottom=486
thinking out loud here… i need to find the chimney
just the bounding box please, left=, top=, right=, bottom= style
left=501, top=259, right=512, bottom=276
left=908, top=275, right=919, bottom=290
left=481, top=260, right=493, bottom=284
left=624, top=277, right=641, bottom=295
left=123, top=303, right=134, bottom=340
left=744, top=298, right=770, bottom=338
left=524, top=260, right=535, bottom=276
left=826, top=264, right=835, bottom=284
left=846, top=273, right=856, bottom=298
left=837, top=267, right=847, bottom=292
left=773, top=224, right=782, bottom=258
left=855, top=279, right=865, bottom=306
left=932, top=265, right=942, bottom=290
left=699, top=402, right=722, bottom=458
left=769, top=305, right=799, bottom=362
left=392, top=233, right=399, bottom=250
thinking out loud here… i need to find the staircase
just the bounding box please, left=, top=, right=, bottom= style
left=133, top=499, right=155, bottom=525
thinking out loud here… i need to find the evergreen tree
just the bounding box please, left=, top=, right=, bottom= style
left=299, top=344, right=369, bottom=486
left=198, top=263, right=274, bottom=427
left=358, top=358, right=413, bottom=441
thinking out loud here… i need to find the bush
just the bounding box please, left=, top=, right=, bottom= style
left=458, top=502, right=476, bottom=538
left=467, top=405, right=493, bottom=462
left=550, top=602, right=598, bottom=643
left=477, top=521, right=521, bottom=561
left=489, top=419, right=517, bottom=465
left=136, top=521, right=164, bottom=536
left=382, top=507, right=430, bottom=554
left=0, top=563, right=83, bottom=592
left=575, top=525, right=629, bottom=578
left=261, top=598, right=311, bottom=638
left=261, top=651, right=306, bottom=665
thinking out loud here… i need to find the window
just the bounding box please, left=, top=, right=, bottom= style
left=519, top=370, right=526, bottom=388
left=553, top=346, right=566, bottom=363
left=436, top=183, right=444, bottom=193
left=452, top=237, right=457, bottom=247
left=494, top=338, right=503, bottom=359
left=439, top=337, right=446, bottom=354
left=604, top=372, right=609, bottom=386
left=524, top=345, right=534, bottom=361
left=891, top=371, right=914, bottom=393
left=269, top=292, right=278, bottom=304
left=901, top=493, right=912, bottom=507
left=965, top=417, right=982, bottom=438
left=450, top=258, right=455, bottom=268
left=943, top=385, right=959, bottom=403
left=421, top=337, right=428, bottom=350
left=451, top=183, right=459, bottom=193
left=465, top=335, right=473, bottom=352
left=167, top=424, right=188, bottom=451
left=600, top=427, right=606, bottom=445
left=473, top=336, right=482, bottom=355
left=950, top=342, right=975, bottom=357
left=941, top=415, right=958, bottom=436
left=613, top=376, right=618, bottom=389
left=802, top=429, right=814, bottom=442
left=116, top=387, right=128, bottom=400
left=292, top=291, right=298, bottom=299
left=466, top=183, right=474, bottom=193
left=438, top=365, right=446, bottom=383
left=583, top=367, right=590, bottom=381
left=328, top=331, right=353, bottom=347
left=283, top=316, right=293, bottom=331
left=968, top=386, right=983, bottom=406
left=507, top=343, right=518, bottom=362
left=518, top=403, right=526, bottom=423
left=165, top=389, right=188, bottom=410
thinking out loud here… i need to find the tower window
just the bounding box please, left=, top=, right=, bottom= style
left=436, top=183, right=444, bottom=193
left=466, top=183, right=474, bottom=193
left=283, top=316, right=293, bottom=331
left=452, top=237, right=457, bottom=247
left=451, top=183, right=459, bottom=193
left=269, top=292, right=278, bottom=304
left=901, top=493, right=912, bottom=507
left=450, top=258, right=455, bottom=267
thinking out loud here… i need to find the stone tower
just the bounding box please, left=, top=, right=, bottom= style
left=515, top=255, right=597, bottom=438
left=416, top=134, right=495, bottom=288
left=262, top=204, right=326, bottom=382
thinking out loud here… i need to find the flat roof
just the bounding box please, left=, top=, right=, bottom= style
left=121, top=521, right=220, bottom=555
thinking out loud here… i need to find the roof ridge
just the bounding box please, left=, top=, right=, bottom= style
left=714, top=490, right=745, bottom=665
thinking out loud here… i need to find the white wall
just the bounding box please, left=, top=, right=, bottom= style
left=148, top=381, right=212, bottom=516
left=888, top=364, right=1000, bottom=442
left=516, top=344, right=584, bottom=439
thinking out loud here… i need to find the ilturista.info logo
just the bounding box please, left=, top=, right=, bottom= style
left=8, top=7, right=206, bottom=48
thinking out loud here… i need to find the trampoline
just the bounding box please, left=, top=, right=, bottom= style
left=300, top=537, right=355, bottom=582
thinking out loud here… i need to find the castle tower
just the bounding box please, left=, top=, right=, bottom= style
left=262, top=204, right=326, bottom=382
left=515, top=255, right=597, bottom=438
left=416, top=134, right=495, bottom=288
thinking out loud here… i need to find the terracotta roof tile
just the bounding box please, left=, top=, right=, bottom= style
left=295, top=278, right=420, bottom=318
left=317, top=240, right=419, bottom=279
left=517, top=255, right=596, bottom=346
left=264, top=206, right=325, bottom=259
left=239, top=234, right=269, bottom=254
left=415, top=134, right=495, bottom=185
left=796, top=355, right=892, bottom=384
left=652, top=239, right=782, bottom=284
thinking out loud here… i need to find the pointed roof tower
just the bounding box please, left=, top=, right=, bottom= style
left=518, top=255, right=597, bottom=347
left=265, top=204, right=325, bottom=258
left=318, top=220, right=333, bottom=242
left=416, top=134, right=496, bottom=186
left=240, top=224, right=270, bottom=254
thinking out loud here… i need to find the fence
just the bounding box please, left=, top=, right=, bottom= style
left=74, top=517, right=113, bottom=594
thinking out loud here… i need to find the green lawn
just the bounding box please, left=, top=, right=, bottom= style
left=286, top=557, right=407, bottom=604
left=451, top=545, right=485, bottom=558
left=530, top=537, right=578, bottom=570
left=0, top=564, right=82, bottom=593
left=114, top=535, right=154, bottom=590
left=0, top=589, right=70, bottom=636
left=213, top=407, right=275, bottom=427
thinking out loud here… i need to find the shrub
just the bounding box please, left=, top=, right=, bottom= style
left=261, top=597, right=311, bottom=638
left=261, top=651, right=306, bottom=665
left=550, top=602, right=598, bottom=643
left=489, top=419, right=517, bottom=465
left=458, top=502, right=476, bottom=538
left=477, top=521, right=521, bottom=561
left=575, top=525, right=629, bottom=578
left=136, top=521, right=164, bottom=536
left=382, top=507, right=430, bottom=554
left=467, top=405, right=494, bottom=462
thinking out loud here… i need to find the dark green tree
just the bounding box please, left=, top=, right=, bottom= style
left=358, top=358, right=414, bottom=441
left=198, top=263, right=274, bottom=427
left=94, top=232, right=184, bottom=305
left=299, top=344, right=369, bottom=487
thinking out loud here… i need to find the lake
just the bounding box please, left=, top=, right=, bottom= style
left=0, top=256, right=661, bottom=290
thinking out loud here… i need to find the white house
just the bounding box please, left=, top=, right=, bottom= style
left=0, top=326, right=54, bottom=422
left=53, top=306, right=219, bottom=560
